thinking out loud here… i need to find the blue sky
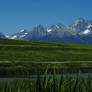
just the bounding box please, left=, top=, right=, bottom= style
left=0, top=0, right=92, bottom=34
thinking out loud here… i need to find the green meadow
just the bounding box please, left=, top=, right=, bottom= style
left=0, top=38, right=92, bottom=75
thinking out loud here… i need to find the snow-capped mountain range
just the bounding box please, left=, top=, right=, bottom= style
left=10, top=29, right=28, bottom=39
left=1, top=18, right=92, bottom=44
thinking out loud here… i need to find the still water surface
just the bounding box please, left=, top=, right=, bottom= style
left=0, top=73, right=92, bottom=82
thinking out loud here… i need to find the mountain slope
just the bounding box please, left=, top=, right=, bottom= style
left=22, top=18, right=92, bottom=44
left=9, top=29, right=28, bottom=39
left=0, top=33, right=6, bottom=38
left=2, top=18, right=92, bottom=44
left=23, top=25, right=48, bottom=41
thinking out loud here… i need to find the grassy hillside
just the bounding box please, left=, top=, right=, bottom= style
left=0, top=38, right=92, bottom=63
left=0, top=38, right=92, bottom=76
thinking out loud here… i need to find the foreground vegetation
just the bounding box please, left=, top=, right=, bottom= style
left=0, top=71, right=92, bottom=92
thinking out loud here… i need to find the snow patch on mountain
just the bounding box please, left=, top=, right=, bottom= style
left=20, top=33, right=28, bottom=38
left=10, top=35, right=17, bottom=39
left=55, top=24, right=59, bottom=28
left=81, top=29, right=90, bottom=35
left=25, top=33, right=28, bottom=35
left=47, top=29, right=52, bottom=32
left=5, top=35, right=10, bottom=38
left=20, top=29, right=25, bottom=32
left=86, top=24, right=91, bottom=29
left=20, top=35, right=26, bottom=38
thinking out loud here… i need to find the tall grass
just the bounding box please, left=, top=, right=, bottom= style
left=0, top=70, right=92, bottom=92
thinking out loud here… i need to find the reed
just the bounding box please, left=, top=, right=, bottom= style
left=0, top=71, right=92, bottom=92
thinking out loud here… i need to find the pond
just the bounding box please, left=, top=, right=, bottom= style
left=0, top=73, right=92, bottom=82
